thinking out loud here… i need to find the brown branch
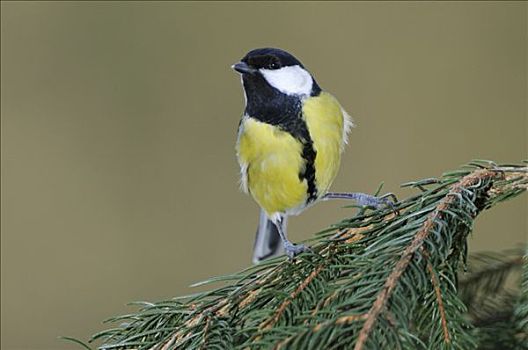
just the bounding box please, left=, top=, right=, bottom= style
left=198, top=316, right=211, bottom=350
left=305, top=289, right=339, bottom=325
left=275, top=313, right=368, bottom=350
left=159, top=335, right=177, bottom=350
left=154, top=264, right=285, bottom=349
left=335, top=313, right=369, bottom=325
left=354, top=169, right=498, bottom=350
left=312, top=313, right=368, bottom=333
left=234, top=265, right=285, bottom=311
left=426, top=256, right=450, bottom=343
left=260, top=264, right=326, bottom=331
left=153, top=309, right=204, bottom=350
left=254, top=263, right=326, bottom=349
left=153, top=300, right=225, bottom=350
left=419, top=246, right=450, bottom=343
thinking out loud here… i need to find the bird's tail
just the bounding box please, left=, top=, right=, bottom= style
left=252, top=210, right=285, bottom=264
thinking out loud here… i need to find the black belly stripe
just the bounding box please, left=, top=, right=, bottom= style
left=285, top=115, right=318, bottom=203
left=300, top=137, right=318, bottom=203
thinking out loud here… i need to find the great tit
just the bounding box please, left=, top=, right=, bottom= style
left=233, top=48, right=387, bottom=263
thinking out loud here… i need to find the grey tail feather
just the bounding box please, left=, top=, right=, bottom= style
left=252, top=210, right=286, bottom=264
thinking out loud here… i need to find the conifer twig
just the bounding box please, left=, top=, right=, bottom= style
left=74, top=160, right=527, bottom=350
left=355, top=169, right=497, bottom=350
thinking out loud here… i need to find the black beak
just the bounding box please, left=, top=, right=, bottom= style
left=232, top=62, right=257, bottom=75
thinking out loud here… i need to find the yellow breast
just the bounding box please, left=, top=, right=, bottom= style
left=236, top=92, right=351, bottom=216
left=303, top=92, right=351, bottom=194
left=237, top=117, right=308, bottom=216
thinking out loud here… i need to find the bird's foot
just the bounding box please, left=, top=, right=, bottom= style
left=354, top=193, right=397, bottom=210
left=283, top=241, right=310, bottom=260
left=323, top=192, right=398, bottom=210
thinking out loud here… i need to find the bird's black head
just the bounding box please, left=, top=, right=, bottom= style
left=237, top=48, right=304, bottom=72
left=232, top=48, right=321, bottom=98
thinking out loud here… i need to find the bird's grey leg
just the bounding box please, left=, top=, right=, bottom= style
left=322, top=192, right=397, bottom=209
left=274, top=216, right=309, bottom=259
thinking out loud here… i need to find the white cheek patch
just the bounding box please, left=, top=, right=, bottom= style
left=260, top=65, right=313, bottom=96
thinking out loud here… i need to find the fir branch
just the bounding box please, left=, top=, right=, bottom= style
left=78, top=160, right=527, bottom=350
left=355, top=169, right=496, bottom=350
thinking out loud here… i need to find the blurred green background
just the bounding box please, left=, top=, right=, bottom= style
left=1, top=2, right=526, bottom=349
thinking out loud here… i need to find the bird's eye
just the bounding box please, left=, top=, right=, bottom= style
left=268, top=62, right=279, bottom=69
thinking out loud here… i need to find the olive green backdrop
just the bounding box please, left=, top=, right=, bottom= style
left=1, top=2, right=527, bottom=349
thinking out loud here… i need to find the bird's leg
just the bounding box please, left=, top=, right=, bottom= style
left=274, top=216, right=309, bottom=260
left=322, top=192, right=397, bottom=209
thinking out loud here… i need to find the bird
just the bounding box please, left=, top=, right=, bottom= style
left=233, top=48, right=389, bottom=263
